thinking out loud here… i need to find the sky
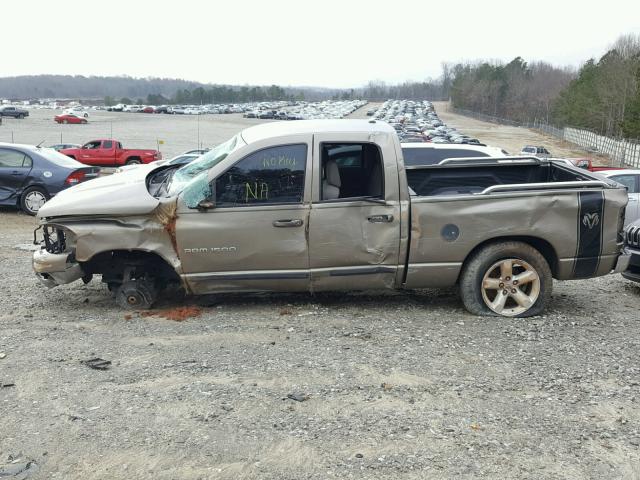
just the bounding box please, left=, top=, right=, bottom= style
left=5, top=0, right=640, bottom=88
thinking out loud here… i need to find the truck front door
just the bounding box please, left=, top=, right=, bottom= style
left=307, top=133, right=402, bottom=291
left=176, top=139, right=313, bottom=294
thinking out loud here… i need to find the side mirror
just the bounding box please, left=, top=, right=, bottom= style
left=197, top=199, right=215, bottom=211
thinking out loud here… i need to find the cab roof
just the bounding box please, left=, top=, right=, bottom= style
left=240, top=119, right=395, bottom=144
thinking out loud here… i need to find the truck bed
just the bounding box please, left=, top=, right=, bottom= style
left=406, top=159, right=594, bottom=197
left=403, top=158, right=627, bottom=288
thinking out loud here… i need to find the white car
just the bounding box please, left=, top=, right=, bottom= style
left=63, top=108, right=89, bottom=118
left=401, top=143, right=508, bottom=167
left=595, top=169, right=640, bottom=226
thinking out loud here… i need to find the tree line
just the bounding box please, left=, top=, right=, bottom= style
left=450, top=33, right=640, bottom=139
left=105, top=84, right=304, bottom=106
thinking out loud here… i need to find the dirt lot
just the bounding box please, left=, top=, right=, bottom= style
left=2, top=105, right=640, bottom=479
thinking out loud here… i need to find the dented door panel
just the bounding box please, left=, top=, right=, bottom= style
left=308, top=131, right=404, bottom=291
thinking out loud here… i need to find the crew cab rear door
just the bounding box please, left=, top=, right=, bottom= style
left=96, top=140, right=116, bottom=166
left=176, top=136, right=313, bottom=294
left=308, top=132, right=401, bottom=290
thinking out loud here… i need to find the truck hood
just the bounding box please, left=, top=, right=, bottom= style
left=38, top=164, right=162, bottom=218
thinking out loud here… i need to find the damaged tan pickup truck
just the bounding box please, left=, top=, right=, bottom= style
left=33, top=120, right=630, bottom=317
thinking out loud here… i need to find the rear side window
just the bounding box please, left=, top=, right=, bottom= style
left=215, top=144, right=307, bottom=207
left=0, top=149, right=28, bottom=168
left=103, top=140, right=113, bottom=149
left=611, top=175, right=638, bottom=193
left=402, top=148, right=490, bottom=166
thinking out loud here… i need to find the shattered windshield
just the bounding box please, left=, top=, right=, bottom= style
left=166, top=133, right=245, bottom=198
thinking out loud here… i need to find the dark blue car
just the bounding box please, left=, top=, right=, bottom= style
left=0, top=143, right=99, bottom=215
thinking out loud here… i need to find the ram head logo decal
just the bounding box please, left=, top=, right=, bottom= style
left=582, top=212, right=600, bottom=230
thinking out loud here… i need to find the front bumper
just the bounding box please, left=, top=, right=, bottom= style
left=621, top=246, right=640, bottom=283
left=613, top=249, right=632, bottom=274
left=32, top=248, right=84, bottom=287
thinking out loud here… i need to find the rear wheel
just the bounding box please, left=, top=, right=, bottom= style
left=63, top=119, right=68, bottom=124
left=20, top=186, right=49, bottom=215
left=459, top=241, right=552, bottom=317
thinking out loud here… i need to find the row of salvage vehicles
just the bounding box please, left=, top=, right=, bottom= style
left=31, top=119, right=638, bottom=317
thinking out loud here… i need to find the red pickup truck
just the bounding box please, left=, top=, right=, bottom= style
left=60, top=139, right=161, bottom=167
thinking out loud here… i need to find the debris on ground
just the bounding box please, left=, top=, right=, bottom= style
left=287, top=392, right=310, bottom=402
left=139, top=306, right=202, bottom=322
left=123, top=314, right=132, bottom=321
left=0, top=352, right=6, bottom=359
left=381, top=382, right=393, bottom=392
left=279, top=308, right=292, bottom=316
left=81, top=358, right=111, bottom=370
left=0, top=458, right=39, bottom=478
left=1, top=381, right=15, bottom=388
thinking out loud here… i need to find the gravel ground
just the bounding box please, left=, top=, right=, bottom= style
left=1, top=105, right=640, bottom=479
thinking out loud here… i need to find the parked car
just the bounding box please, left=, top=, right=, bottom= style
left=54, top=114, right=87, bottom=124
left=59, top=139, right=162, bottom=167
left=622, top=219, right=640, bottom=283
left=0, top=106, right=29, bottom=119
left=401, top=143, right=508, bottom=166
left=115, top=153, right=200, bottom=173
left=142, top=106, right=155, bottom=113
left=63, top=108, right=89, bottom=118
left=595, top=169, right=640, bottom=226
left=48, top=143, right=81, bottom=152
left=33, top=120, right=628, bottom=317
left=0, top=143, right=99, bottom=215
left=521, top=145, right=551, bottom=158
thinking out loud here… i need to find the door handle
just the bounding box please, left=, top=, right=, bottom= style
left=11, top=171, right=21, bottom=176
left=367, top=214, right=393, bottom=223
left=273, top=219, right=303, bottom=228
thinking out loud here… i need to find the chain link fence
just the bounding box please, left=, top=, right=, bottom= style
left=452, top=108, right=640, bottom=168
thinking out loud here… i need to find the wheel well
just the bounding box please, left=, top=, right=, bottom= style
left=462, top=236, right=559, bottom=277
left=126, top=156, right=141, bottom=162
left=81, top=250, right=180, bottom=287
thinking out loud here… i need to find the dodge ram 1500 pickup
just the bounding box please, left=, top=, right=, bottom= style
left=33, top=120, right=630, bottom=317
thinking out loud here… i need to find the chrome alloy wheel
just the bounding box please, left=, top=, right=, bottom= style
left=24, top=190, right=47, bottom=213
left=481, top=258, right=541, bottom=316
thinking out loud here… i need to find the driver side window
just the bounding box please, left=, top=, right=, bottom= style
left=215, top=144, right=307, bottom=207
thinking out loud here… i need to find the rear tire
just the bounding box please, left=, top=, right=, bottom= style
left=63, top=119, right=68, bottom=124
left=20, top=186, right=49, bottom=215
left=116, top=279, right=157, bottom=310
left=459, top=241, right=552, bottom=317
